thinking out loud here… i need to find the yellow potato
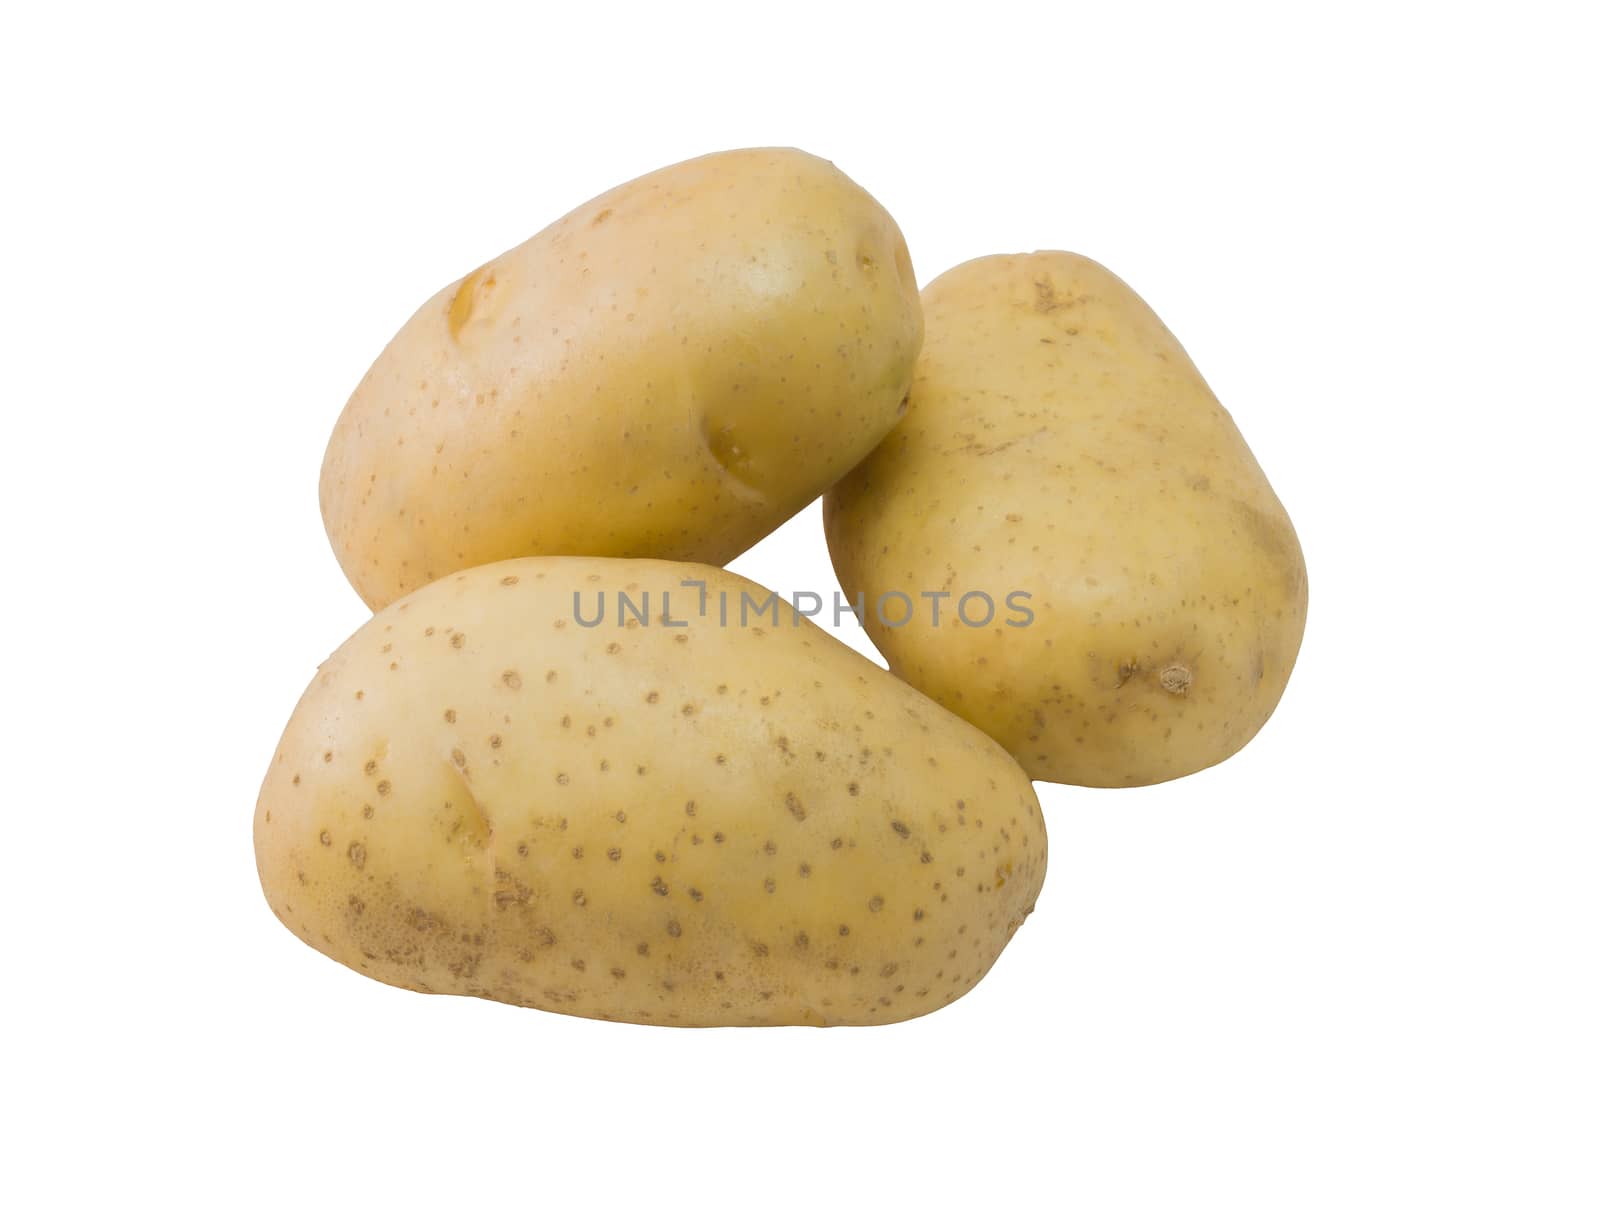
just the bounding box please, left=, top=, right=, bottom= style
left=322, top=148, right=922, bottom=610
left=254, top=558, right=1045, bottom=1026
left=825, top=252, right=1308, bottom=787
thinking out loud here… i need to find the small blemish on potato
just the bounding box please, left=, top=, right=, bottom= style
left=1160, top=664, right=1193, bottom=695
left=347, top=842, right=366, bottom=869
left=319, top=830, right=332, bottom=846
left=502, top=670, right=522, bottom=689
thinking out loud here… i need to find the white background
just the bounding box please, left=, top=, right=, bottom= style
left=4, top=2, right=1596, bottom=1204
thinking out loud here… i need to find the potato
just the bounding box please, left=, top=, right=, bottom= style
left=254, top=558, right=1045, bottom=1026
left=824, top=252, right=1307, bottom=787
left=321, top=147, right=922, bottom=610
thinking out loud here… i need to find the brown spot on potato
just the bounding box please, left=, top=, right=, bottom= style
left=1160, top=664, right=1193, bottom=695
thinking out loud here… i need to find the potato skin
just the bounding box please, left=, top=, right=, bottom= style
left=321, top=148, right=922, bottom=610
left=824, top=253, right=1307, bottom=787
left=254, top=558, right=1044, bottom=1026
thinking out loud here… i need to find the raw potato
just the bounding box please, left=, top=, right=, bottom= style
left=825, top=253, right=1308, bottom=787
left=321, top=147, right=923, bottom=610
left=254, top=558, right=1045, bottom=1026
